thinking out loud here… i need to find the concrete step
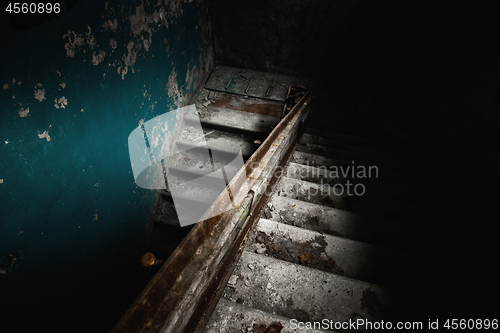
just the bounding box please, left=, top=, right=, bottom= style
left=304, top=127, right=403, bottom=153
left=292, top=151, right=426, bottom=189
left=222, top=251, right=414, bottom=325
left=295, top=143, right=418, bottom=175
left=247, top=218, right=425, bottom=289
left=176, top=127, right=258, bottom=159
left=166, top=145, right=243, bottom=182
left=275, top=176, right=434, bottom=222
left=285, top=162, right=430, bottom=204
left=299, top=133, right=413, bottom=163
left=263, top=196, right=432, bottom=253
left=150, top=130, right=246, bottom=227
left=185, top=105, right=279, bottom=138
left=205, top=298, right=329, bottom=333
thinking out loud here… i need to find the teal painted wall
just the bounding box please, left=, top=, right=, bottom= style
left=0, top=0, right=213, bottom=330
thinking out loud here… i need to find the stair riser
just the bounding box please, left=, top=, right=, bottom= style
left=292, top=151, right=425, bottom=188
left=185, top=105, right=279, bottom=136
left=285, top=162, right=429, bottom=204
left=275, top=176, right=432, bottom=222
left=205, top=298, right=326, bottom=333
left=223, top=251, right=410, bottom=325
left=264, top=196, right=427, bottom=252
left=247, top=219, right=424, bottom=289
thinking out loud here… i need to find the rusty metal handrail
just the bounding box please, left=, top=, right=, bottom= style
left=112, top=88, right=312, bottom=333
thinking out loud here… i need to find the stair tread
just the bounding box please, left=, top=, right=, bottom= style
left=185, top=105, right=280, bottom=136
left=175, top=127, right=258, bottom=158
left=221, top=251, right=413, bottom=325
left=205, top=298, right=330, bottom=333
left=263, top=195, right=431, bottom=252
left=292, top=151, right=425, bottom=188
left=285, top=162, right=430, bottom=204
left=247, top=218, right=424, bottom=288
left=166, top=149, right=242, bottom=182
left=276, top=176, right=434, bottom=222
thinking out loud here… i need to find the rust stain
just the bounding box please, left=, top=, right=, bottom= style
left=299, top=253, right=314, bottom=263
left=211, top=95, right=282, bottom=117
left=212, top=99, right=281, bottom=117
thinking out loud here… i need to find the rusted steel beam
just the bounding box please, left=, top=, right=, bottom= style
left=112, top=89, right=311, bottom=333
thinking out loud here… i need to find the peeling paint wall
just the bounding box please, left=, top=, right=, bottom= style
left=0, top=0, right=213, bottom=330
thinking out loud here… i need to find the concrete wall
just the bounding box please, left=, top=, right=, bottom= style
left=0, top=0, right=213, bottom=330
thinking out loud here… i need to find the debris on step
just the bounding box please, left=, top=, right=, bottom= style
left=228, top=275, right=238, bottom=286
left=254, top=243, right=267, bottom=254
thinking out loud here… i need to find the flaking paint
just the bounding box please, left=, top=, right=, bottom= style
left=0, top=0, right=213, bottom=328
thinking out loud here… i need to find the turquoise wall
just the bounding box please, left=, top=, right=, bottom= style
left=0, top=0, right=213, bottom=330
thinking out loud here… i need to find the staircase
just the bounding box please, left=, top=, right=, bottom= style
left=204, top=113, right=441, bottom=330
left=114, top=67, right=445, bottom=333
